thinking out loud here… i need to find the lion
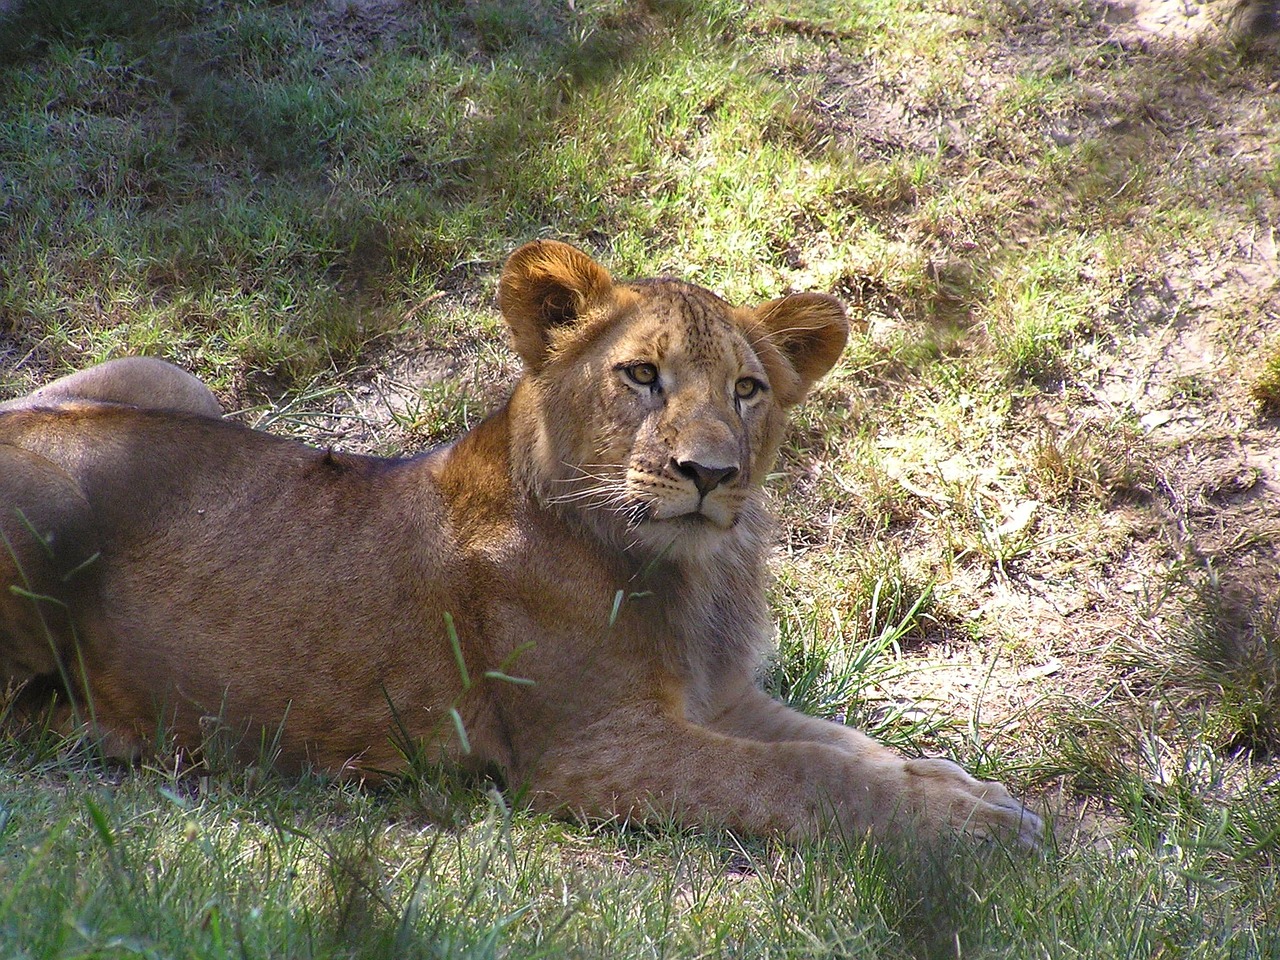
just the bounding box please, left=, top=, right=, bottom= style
left=0, top=240, right=1040, bottom=844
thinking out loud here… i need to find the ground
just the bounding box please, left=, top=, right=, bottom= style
left=3, top=1, right=1280, bottom=956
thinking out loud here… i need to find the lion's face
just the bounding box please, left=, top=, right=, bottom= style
left=550, top=282, right=785, bottom=547
left=499, top=242, right=849, bottom=561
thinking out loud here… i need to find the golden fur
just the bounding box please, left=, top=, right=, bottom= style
left=0, top=241, right=1040, bottom=843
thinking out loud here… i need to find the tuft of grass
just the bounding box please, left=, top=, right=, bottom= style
left=390, top=381, right=484, bottom=448
left=768, top=566, right=953, bottom=755
left=1129, top=567, right=1280, bottom=758
left=1251, top=341, right=1280, bottom=417
left=983, top=241, right=1110, bottom=383
left=1028, top=419, right=1152, bottom=505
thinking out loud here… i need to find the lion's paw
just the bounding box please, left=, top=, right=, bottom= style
left=903, top=757, right=1043, bottom=847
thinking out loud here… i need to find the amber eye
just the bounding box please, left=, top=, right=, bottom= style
left=735, top=377, right=762, bottom=400
left=625, top=363, right=659, bottom=387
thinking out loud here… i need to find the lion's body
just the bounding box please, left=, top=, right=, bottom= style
left=0, top=242, right=1040, bottom=843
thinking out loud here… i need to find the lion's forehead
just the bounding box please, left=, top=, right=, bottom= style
left=620, top=283, right=753, bottom=373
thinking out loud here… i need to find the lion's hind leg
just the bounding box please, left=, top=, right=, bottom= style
left=0, top=357, right=223, bottom=417
left=0, top=444, right=100, bottom=700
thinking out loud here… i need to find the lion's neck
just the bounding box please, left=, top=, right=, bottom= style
left=645, top=541, right=774, bottom=666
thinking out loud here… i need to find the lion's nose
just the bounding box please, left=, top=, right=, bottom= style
left=673, top=459, right=739, bottom=496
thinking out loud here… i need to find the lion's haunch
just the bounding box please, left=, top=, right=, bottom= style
left=0, top=240, right=1041, bottom=846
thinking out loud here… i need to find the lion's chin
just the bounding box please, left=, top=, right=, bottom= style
left=679, top=511, right=735, bottom=530
left=639, top=508, right=736, bottom=532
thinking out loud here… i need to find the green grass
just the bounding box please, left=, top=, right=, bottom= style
left=1, top=751, right=1278, bottom=959
left=4, top=0, right=1280, bottom=955
left=1252, top=339, right=1280, bottom=417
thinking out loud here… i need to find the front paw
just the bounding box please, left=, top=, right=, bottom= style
left=903, top=757, right=1043, bottom=846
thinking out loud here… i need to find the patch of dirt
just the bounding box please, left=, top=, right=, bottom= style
left=309, top=0, right=422, bottom=66
left=250, top=336, right=463, bottom=452
left=229, top=308, right=518, bottom=457
left=772, top=49, right=947, bottom=162
left=1103, top=0, right=1219, bottom=38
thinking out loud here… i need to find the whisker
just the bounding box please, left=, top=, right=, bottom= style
left=552, top=462, right=628, bottom=484
left=545, top=479, right=632, bottom=510
left=546, top=487, right=624, bottom=507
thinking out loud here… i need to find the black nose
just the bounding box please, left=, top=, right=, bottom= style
left=673, top=459, right=739, bottom=496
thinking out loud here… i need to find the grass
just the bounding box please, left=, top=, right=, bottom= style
left=2, top=751, right=1278, bottom=958
left=1126, top=565, right=1280, bottom=758
left=3, top=0, right=1280, bottom=956
left=1252, top=341, right=1280, bottom=417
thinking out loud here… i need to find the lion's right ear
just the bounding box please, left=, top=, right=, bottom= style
left=498, top=240, right=614, bottom=371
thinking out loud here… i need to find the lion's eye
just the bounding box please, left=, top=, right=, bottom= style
left=735, top=377, right=763, bottom=400
left=625, top=363, right=659, bottom=388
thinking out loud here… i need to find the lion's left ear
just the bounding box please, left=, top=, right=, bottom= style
left=750, top=293, right=849, bottom=405
left=498, top=240, right=614, bottom=372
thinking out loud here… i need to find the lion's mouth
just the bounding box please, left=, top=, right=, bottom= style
left=636, top=503, right=734, bottom=530
left=618, top=478, right=738, bottom=531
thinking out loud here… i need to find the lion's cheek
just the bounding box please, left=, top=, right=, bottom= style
left=743, top=410, right=787, bottom=484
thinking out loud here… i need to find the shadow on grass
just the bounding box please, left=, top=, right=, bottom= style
left=0, top=0, right=692, bottom=384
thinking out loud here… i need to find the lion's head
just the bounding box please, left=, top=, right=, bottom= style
left=498, top=241, right=849, bottom=561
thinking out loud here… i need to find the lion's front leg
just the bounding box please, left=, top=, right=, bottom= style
left=520, top=702, right=1041, bottom=843
left=701, top=679, right=1042, bottom=844
left=704, top=675, right=884, bottom=751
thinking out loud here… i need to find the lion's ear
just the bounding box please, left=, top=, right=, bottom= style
left=498, top=240, right=614, bottom=371
left=751, top=293, right=849, bottom=405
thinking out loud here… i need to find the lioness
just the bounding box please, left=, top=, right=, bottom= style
left=0, top=241, right=1040, bottom=843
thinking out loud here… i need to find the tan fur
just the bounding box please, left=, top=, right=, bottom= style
left=0, top=242, right=1040, bottom=844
